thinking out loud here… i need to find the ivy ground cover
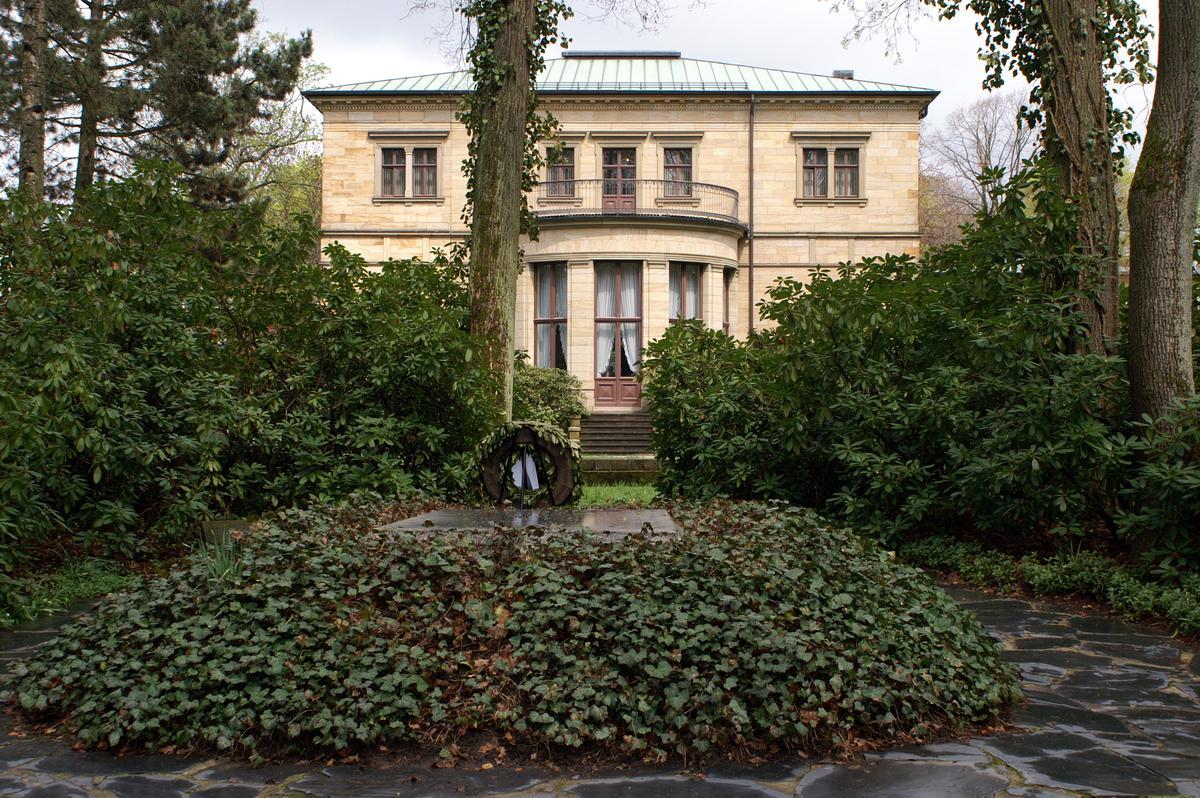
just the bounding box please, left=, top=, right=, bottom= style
left=5, top=500, right=1019, bottom=761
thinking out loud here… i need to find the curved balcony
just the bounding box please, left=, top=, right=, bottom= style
left=534, top=179, right=741, bottom=229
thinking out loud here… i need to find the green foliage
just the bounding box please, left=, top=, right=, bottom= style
left=0, top=167, right=497, bottom=609
left=901, top=536, right=1200, bottom=637
left=6, top=500, right=1019, bottom=760
left=0, top=559, right=137, bottom=630
left=580, top=483, right=658, bottom=507
left=644, top=167, right=1126, bottom=547
left=512, top=356, right=587, bottom=430
left=1115, top=395, right=1200, bottom=580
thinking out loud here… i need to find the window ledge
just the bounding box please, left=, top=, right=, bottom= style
left=655, top=197, right=701, bottom=207
left=537, top=196, right=584, bottom=206
left=794, top=197, right=868, bottom=207
left=372, top=196, right=445, bottom=205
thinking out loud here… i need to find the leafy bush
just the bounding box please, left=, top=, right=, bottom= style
left=512, top=356, right=587, bottom=430
left=644, top=167, right=1125, bottom=548
left=0, top=167, right=496, bottom=605
left=1115, top=395, right=1200, bottom=579
left=6, top=500, right=1019, bottom=761
left=901, top=536, right=1200, bottom=636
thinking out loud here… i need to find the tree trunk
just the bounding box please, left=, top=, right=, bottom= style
left=466, top=0, right=536, bottom=420
left=1127, top=0, right=1200, bottom=421
left=1041, top=0, right=1123, bottom=353
left=17, top=0, right=47, bottom=198
left=74, top=0, right=105, bottom=199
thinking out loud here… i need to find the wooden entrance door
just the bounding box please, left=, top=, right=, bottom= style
left=594, top=261, right=642, bottom=406
left=602, top=148, right=637, bottom=211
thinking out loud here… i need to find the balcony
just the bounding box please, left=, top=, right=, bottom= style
left=534, top=179, right=741, bottom=228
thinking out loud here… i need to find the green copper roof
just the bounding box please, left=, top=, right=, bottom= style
left=303, top=53, right=937, bottom=98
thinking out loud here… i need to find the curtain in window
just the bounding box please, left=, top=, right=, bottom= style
left=536, top=266, right=552, bottom=318
left=619, top=263, right=641, bottom=374
left=669, top=263, right=682, bottom=319
left=684, top=266, right=700, bottom=319
left=664, top=148, right=692, bottom=196
left=835, top=149, right=859, bottom=197
left=555, top=264, right=567, bottom=317
left=804, top=149, right=828, bottom=197
left=595, top=264, right=616, bottom=376
left=536, top=325, right=553, bottom=368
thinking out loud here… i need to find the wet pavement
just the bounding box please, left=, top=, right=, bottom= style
left=2, top=586, right=1198, bottom=797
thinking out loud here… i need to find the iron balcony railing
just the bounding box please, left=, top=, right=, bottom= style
left=533, top=179, right=740, bottom=225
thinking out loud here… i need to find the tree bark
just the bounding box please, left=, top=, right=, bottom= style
left=466, top=0, right=536, bottom=420
left=1041, top=0, right=1123, bottom=353
left=1127, top=0, right=1200, bottom=421
left=17, top=0, right=47, bottom=198
left=74, top=0, right=105, bottom=198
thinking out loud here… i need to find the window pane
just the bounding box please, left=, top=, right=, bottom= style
left=685, top=266, right=700, bottom=319
left=620, top=322, right=641, bottom=375
left=554, top=322, right=567, bottom=369
left=596, top=322, right=616, bottom=376
left=536, top=266, right=552, bottom=319
left=835, top=148, right=858, bottom=166
left=619, top=262, right=641, bottom=317
left=804, top=148, right=827, bottom=166
left=812, top=167, right=827, bottom=197
left=535, top=323, right=553, bottom=368
left=554, top=263, right=567, bottom=317
left=669, top=264, right=682, bottom=320
left=596, top=264, right=616, bottom=317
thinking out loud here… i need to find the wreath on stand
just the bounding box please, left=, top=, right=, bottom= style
left=477, top=421, right=582, bottom=507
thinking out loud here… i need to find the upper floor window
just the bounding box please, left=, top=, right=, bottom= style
left=547, top=146, right=575, bottom=197
left=381, top=148, right=405, bottom=197
left=802, top=148, right=828, bottom=198
left=664, top=147, right=693, bottom=196
left=834, top=148, right=860, bottom=197
left=412, top=148, right=438, bottom=197
left=669, top=262, right=702, bottom=321
left=535, top=262, right=568, bottom=369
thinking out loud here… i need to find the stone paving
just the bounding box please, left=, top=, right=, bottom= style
left=2, top=586, right=1199, bottom=797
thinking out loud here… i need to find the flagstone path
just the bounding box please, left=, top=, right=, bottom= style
left=2, top=585, right=1198, bottom=798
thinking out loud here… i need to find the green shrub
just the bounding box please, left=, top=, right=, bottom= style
left=512, top=356, right=587, bottom=431
left=644, top=166, right=1124, bottom=547
left=0, top=167, right=496, bottom=607
left=900, top=536, right=1200, bottom=636
left=6, top=500, right=1019, bottom=760
left=1116, top=395, right=1200, bottom=580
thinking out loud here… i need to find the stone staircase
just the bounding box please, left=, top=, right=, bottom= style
left=578, top=411, right=658, bottom=484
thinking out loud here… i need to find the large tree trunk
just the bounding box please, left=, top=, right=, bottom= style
left=17, top=0, right=47, bottom=198
left=74, top=0, right=105, bottom=198
left=1127, top=0, right=1200, bottom=421
left=466, top=0, right=536, bottom=420
left=1041, top=0, right=1123, bottom=353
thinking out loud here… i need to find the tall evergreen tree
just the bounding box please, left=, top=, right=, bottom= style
left=36, top=0, right=311, bottom=201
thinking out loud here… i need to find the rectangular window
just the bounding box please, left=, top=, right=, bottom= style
left=669, top=263, right=703, bottom=322
left=835, top=148, right=859, bottom=197
left=664, top=147, right=693, bottom=196
left=803, top=148, right=828, bottom=198
left=381, top=148, right=405, bottom=197
left=535, top=263, right=568, bottom=369
left=412, top=148, right=438, bottom=197
left=547, top=146, right=575, bottom=197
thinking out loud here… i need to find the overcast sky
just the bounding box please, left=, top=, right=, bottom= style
left=251, top=0, right=1159, bottom=135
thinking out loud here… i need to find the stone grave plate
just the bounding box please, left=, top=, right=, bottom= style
left=379, top=507, right=678, bottom=540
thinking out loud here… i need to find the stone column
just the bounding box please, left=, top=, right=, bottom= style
left=643, top=258, right=670, bottom=355
left=566, top=258, right=594, bottom=410
left=514, top=265, right=534, bottom=358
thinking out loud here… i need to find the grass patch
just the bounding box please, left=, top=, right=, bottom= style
left=6, top=500, right=1018, bottom=761
left=1, top=558, right=138, bottom=630
left=579, top=483, right=658, bottom=507
left=900, top=536, right=1200, bottom=636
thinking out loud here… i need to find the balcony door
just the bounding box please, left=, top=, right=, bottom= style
left=594, top=261, right=642, bottom=406
left=602, top=148, right=637, bottom=211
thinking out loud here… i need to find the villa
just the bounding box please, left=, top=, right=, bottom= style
left=304, top=51, right=936, bottom=416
